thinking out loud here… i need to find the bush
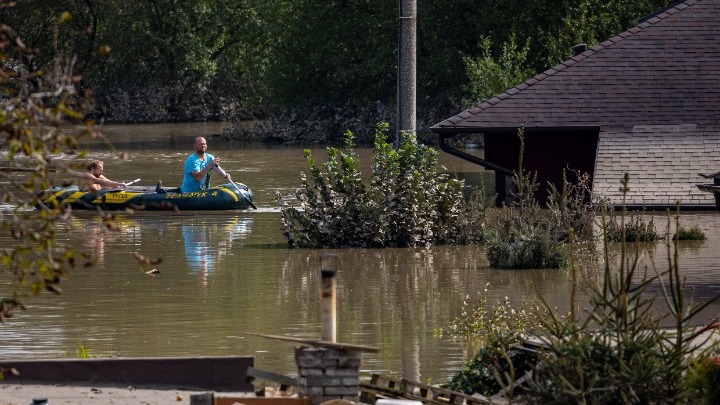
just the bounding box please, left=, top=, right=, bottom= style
left=605, top=212, right=661, bottom=242
left=674, top=224, right=706, bottom=241
left=520, top=175, right=720, bottom=403
left=277, top=123, right=488, bottom=248
left=546, top=168, right=595, bottom=242
left=442, top=286, right=539, bottom=396
left=484, top=127, right=568, bottom=269
left=687, top=357, right=720, bottom=404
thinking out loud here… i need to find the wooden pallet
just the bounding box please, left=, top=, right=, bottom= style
left=359, top=374, right=495, bottom=405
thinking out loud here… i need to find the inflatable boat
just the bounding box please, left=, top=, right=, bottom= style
left=38, top=182, right=255, bottom=211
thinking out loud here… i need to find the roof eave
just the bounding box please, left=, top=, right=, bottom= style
left=431, top=125, right=601, bottom=136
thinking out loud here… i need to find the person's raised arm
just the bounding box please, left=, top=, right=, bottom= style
left=82, top=173, right=126, bottom=189
left=192, top=157, right=220, bottom=181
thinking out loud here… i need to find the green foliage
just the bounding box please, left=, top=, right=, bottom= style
left=605, top=212, right=661, bottom=242
left=262, top=0, right=397, bottom=106
left=444, top=285, right=537, bottom=345
left=443, top=344, right=533, bottom=398
left=442, top=285, right=539, bottom=396
left=463, top=35, right=534, bottom=106
left=0, top=17, right=86, bottom=320
left=546, top=168, right=595, bottom=242
left=1, top=0, right=676, bottom=117
left=687, top=357, right=720, bottom=405
left=74, top=340, right=93, bottom=359
left=278, top=123, right=488, bottom=248
left=0, top=9, right=117, bottom=322
left=519, top=175, right=720, bottom=404
left=484, top=128, right=568, bottom=269
left=674, top=224, right=707, bottom=241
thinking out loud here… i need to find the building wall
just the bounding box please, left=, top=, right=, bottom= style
left=485, top=129, right=599, bottom=204
left=592, top=125, right=720, bottom=206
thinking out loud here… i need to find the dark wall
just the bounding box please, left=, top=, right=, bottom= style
left=485, top=129, right=599, bottom=204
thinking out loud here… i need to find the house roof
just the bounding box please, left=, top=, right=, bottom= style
left=431, top=0, right=720, bottom=133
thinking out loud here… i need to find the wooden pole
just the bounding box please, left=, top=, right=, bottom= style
left=320, top=254, right=337, bottom=343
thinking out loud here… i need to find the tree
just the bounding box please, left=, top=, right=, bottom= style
left=0, top=8, right=104, bottom=321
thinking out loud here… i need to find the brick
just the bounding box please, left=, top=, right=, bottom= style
left=324, top=386, right=360, bottom=396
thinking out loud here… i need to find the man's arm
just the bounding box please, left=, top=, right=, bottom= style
left=191, top=157, right=218, bottom=181
left=82, top=173, right=126, bottom=189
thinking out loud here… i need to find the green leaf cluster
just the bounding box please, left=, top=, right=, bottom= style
left=0, top=0, right=675, bottom=116
left=278, top=123, right=488, bottom=248
left=0, top=12, right=111, bottom=325
left=484, top=128, right=584, bottom=269
left=521, top=181, right=720, bottom=404
left=445, top=177, right=720, bottom=402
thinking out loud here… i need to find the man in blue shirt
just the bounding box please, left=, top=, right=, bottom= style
left=182, top=136, right=222, bottom=193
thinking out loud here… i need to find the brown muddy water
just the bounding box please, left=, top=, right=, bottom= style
left=1, top=122, right=719, bottom=384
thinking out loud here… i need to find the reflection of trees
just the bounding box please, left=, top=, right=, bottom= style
left=278, top=245, right=572, bottom=381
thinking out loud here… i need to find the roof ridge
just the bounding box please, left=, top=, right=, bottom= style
left=471, top=0, right=698, bottom=112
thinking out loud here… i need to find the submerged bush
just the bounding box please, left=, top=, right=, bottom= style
left=442, top=286, right=539, bottom=396
left=485, top=127, right=568, bottom=269
left=278, top=123, right=488, bottom=248
left=546, top=168, right=595, bottom=242
left=605, top=212, right=661, bottom=242
left=674, top=224, right=706, bottom=241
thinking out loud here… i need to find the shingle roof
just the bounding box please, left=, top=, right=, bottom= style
left=593, top=126, right=720, bottom=206
left=431, top=0, right=720, bottom=132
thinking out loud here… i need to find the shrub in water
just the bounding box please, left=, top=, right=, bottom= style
left=485, top=127, right=568, bottom=269
left=442, top=286, right=539, bottom=396
left=605, top=212, right=661, bottom=242
left=278, top=123, right=487, bottom=248
left=674, top=224, right=706, bottom=241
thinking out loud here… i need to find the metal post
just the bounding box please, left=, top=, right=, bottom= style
left=320, top=254, right=338, bottom=342
left=397, top=0, right=417, bottom=148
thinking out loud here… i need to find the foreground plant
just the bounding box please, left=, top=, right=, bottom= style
left=441, top=285, right=539, bottom=396
left=278, top=123, right=488, bottom=248
left=521, top=176, right=720, bottom=403
left=445, top=175, right=720, bottom=403
left=0, top=13, right=100, bottom=324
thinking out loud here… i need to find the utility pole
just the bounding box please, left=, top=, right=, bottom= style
left=397, top=0, right=416, bottom=148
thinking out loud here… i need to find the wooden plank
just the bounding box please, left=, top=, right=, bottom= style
left=246, top=367, right=298, bottom=390
left=215, top=397, right=311, bottom=405
left=244, top=332, right=380, bottom=353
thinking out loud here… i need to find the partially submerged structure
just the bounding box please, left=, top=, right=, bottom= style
left=431, top=0, right=720, bottom=209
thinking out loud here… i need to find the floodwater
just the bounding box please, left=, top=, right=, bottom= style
left=1, top=122, right=720, bottom=384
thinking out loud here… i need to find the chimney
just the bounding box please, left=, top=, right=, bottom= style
left=573, top=43, right=587, bottom=56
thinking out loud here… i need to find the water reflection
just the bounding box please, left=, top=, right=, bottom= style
left=182, top=216, right=253, bottom=287
left=276, top=245, right=573, bottom=379
left=3, top=124, right=720, bottom=383
left=74, top=216, right=143, bottom=265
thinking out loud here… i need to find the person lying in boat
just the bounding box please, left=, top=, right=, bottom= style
left=79, top=160, right=127, bottom=192
left=181, top=136, right=232, bottom=193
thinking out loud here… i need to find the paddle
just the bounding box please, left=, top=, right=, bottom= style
left=109, top=178, right=140, bottom=192
left=213, top=164, right=257, bottom=209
